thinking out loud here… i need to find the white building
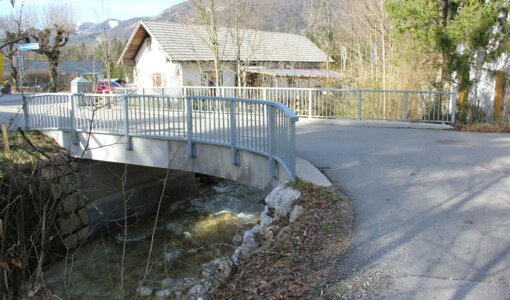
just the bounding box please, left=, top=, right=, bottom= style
left=118, top=21, right=341, bottom=89
left=470, top=52, right=510, bottom=121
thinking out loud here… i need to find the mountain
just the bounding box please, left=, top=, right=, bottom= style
left=154, top=0, right=309, bottom=33
left=71, top=17, right=143, bottom=43
left=69, top=0, right=313, bottom=45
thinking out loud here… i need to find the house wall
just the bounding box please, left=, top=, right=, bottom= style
left=134, top=38, right=182, bottom=88
left=133, top=36, right=328, bottom=89
left=470, top=52, right=510, bottom=121
left=181, top=62, right=236, bottom=86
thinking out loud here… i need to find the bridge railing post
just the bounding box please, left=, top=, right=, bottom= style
left=69, top=94, right=79, bottom=145
left=357, top=90, right=362, bottom=121
left=451, top=92, right=457, bottom=124
left=289, top=119, right=296, bottom=179
left=123, top=96, right=132, bottom=151
left=229, top=101, right=240, bottom=165
left=308, top=89, right=313, bottom=118
left=404, top=92, right=409, bottom=121
left=22, top=95, right=29, bottom=130
left=186, top=96, right=196, bottom=157
left=267, top=105, right=278, bottom=179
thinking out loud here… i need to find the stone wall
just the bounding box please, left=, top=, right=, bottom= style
left=41, top=160, right=90, bottom=249
left=41, top=159, right=200, bottom=248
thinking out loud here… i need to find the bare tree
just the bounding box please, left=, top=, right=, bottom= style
left=189, top=0, right=223, bottom=87
left=229, top=0, right=250, bottom=88
left=32, top=3, right=73, bottom=92
left=0, top=5, right=31, bottom=92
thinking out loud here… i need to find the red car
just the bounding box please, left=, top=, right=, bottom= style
left=97, top=80, right=121, bottom=93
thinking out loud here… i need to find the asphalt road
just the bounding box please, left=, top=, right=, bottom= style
left=297, top=123, right=510, bottom=299
left=0, top=93, right=24, bottom=129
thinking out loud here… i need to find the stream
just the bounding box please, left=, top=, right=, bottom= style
left=43, top=181, right=266, bottom=299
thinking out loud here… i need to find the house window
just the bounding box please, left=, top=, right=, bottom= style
left=201, top=71, right=222, bottom=87
left=153, top=73, right=162, bottom=87
left=146, top=38, right=152, bottom=52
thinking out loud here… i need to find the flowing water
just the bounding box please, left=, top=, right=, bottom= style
left=43, top=181, right=265, bottom=299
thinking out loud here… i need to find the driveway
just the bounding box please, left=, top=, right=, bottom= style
left=296, top=123, right=510, bottom=299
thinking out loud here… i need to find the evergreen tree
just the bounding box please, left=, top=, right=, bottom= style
left=386, top=0, right=509, bottom=110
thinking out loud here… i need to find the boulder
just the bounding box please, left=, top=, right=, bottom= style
left=259, top=207, right=273, bottom=232
left=201, top=258, right=232, bottom=282
left=289, top=205, right=304, bottom=223
left=232, top=233, right=243, bottom=244
left=155, top=289, right=173, bottom=298
left=136, top=286, right=153, bottom=297
left=187, top=284, right=206, bottom=300
left=161, top=277, right=174, bottom=288
left=165, top=249, right=182, bottom=263
left=264, top=183, right=301, bottom=219
left=240, top=229, right=257, bottom=256
left=166, top=222, right=185, bottom=236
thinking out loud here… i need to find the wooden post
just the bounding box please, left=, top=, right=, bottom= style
left=1, top=123, right=9, bottom=152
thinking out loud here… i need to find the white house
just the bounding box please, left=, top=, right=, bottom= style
left=470, top=52, right=509, bottom=121
left=118, top=21, right=341, bottom=89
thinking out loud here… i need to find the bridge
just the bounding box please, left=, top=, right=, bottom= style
left=23, top=87, right=455, bottom=190
left=18, top=88, right=510, bottom=298
left=25, top=93, right=298, bottom=191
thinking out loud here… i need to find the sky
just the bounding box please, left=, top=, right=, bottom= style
left=0, top=0, right=185, bottom=23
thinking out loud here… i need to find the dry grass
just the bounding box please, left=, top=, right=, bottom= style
left=0, top=130, right=64, bottom=178
left=455, top=122, right=510, bottom=133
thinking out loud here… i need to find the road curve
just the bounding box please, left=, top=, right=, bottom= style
left=296, top=123, right=510, bottom=299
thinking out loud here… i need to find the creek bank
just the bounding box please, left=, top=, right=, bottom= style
left=211, top=181, right=354, bottom=299
left=43, top=180, right=267, bottom=299
left=132, top=182, right=305, bottom=299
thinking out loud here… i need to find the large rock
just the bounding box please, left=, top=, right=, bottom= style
left=201, top=258, right=232, bottom=282
left=161, top=277, right=174, bottom=288
left=187, top=284, right=206, bottom=300
left=289, top=205, right=304, bottom=223
left=155, top=289, right=173, bottom=298
left=174, top=277, right=199, bottom=291
left=62, top=194, right=81, bottom=213
left=165, top=249, right=181, bottom=263
left=136, top=286, right=153, bottom=297
left=240, top=229, right=257, bottom=257
left=264, top=183, right=301, bottom=219
left=166, top=222, right=185, bottom=235
left=59, top=213, right=81, bottom=236
left=259, top=206, right=273, bottom=232
left=50, top=183, right=63, bottom=200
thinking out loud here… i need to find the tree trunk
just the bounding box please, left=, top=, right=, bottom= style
left=8, top=58, right=19, bottom=92
left=494, top=71, right=506, bottom=123
left=49, top=58, right=58, bottom=92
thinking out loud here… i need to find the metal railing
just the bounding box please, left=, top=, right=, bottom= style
left=116, top=86, right=456, bottom=124
left=24, top=93, right=298, bottom=179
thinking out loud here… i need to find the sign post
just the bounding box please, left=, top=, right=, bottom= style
left=18, top=43, right=39, bottom=130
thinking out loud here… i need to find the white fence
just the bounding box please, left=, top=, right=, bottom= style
left=115, top=86, right=457, bottom=124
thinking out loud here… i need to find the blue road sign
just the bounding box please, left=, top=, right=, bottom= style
left=18, top=43, right=40, bottom=51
